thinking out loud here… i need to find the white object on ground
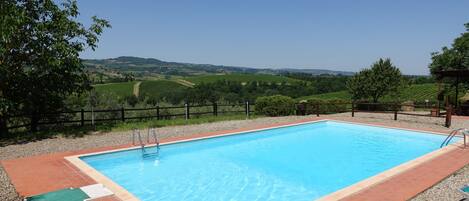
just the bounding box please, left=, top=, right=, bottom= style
left=81, top=184, right=114, bottom=201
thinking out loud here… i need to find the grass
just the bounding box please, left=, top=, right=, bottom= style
left=298, top=83, right=441, bottom=103
left=104, top=114, right=260, bottom=132
left=139, top=80, right=187, bottom=97
left=390, top=83, right=439, bottom=102
left=93, top=82, right=136, bottom=97
left=184, top=73, right=302, bottom=84
left=93, top=80, right=188, bottom=98
left=1, top=114, right=261, bottom=146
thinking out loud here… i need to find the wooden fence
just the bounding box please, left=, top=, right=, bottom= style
left=296, top=102, right=453, bottom=127
left=5, top=102, right=253, bottom=132
left=4, top=101, right=458, bottom=133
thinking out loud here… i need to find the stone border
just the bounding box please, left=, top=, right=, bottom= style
left=317, top=139, right=463, bottom=200
left=66, top=119, right=464, bottom=201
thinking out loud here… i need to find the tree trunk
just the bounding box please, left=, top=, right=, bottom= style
left=30, top=112, right=39, bottom=133
left=372, top=97, right=379, bottom=111
left=0, top=115, right=8, bottom=138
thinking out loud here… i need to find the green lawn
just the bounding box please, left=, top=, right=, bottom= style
left=139, top=80, right=187, bottom=98
left=1, top=114, right=261, bottom=145
left=298, top=83, right=441, bottom=103
left=106, top=114, right=260, bottom=132
left=184, top=73, right=302, bottom=84
left=93, top=81, right=136, bottom=97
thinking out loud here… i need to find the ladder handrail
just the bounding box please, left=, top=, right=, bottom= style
left=132, top=128, right=161, bottom=157
left=147, top=127, right=160, bottom=150
left=441, top=128, right=467, bottom=148
left=132, top=128, right=160, bottom=156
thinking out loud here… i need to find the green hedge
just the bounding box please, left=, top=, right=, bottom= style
left=355, top=101, right=400, bottom=111
left=301, top=98, right=349, bottom=114
left=255, top=95, right=295, bottom=116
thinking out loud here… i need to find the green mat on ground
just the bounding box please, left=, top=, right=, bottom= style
left=462, top=185, right=469, bottom=193
left=26, top=188, right=89, bottom=201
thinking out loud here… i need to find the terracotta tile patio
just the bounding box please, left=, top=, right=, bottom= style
left=1, top=117, right=468, bottom=201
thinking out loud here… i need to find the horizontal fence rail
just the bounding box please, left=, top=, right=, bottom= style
left=4, top=102, right=254, bottom=132
left=4, top=101, right=460, bottom=133
left=296, top=101, right=453, bottom=127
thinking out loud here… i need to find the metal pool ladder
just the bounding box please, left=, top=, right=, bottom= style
left=132, top=128, right=160, bottom=156
left=441, top=128, right=467, bottom=148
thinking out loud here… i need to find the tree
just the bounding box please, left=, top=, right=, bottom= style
left=429, top=22, right=469, bottom=73
left=347, top=58, right=404, bottom=103
left=429, top=22, right=469, bottom=104
left=0, top=0, right=110, bottom=136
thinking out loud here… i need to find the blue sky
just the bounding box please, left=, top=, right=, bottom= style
left=77, top=0, right=469, bottom=75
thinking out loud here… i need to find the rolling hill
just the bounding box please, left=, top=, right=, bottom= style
left=84, top=56, right=354, bottom=78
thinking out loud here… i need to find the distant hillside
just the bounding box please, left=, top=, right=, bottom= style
left=83, top=56, right=354, bottom=79
left=276, top=68, right=354, bottom=76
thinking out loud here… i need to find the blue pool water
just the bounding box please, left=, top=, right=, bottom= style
left=81, top=121, right=456, bottom=201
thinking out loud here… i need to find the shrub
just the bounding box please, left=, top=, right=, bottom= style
left=255, top=95, right=295, bottom=116
left=327, top=98, right=349, bottom=113
left=302, top=98, right=349, bottom=114
left=305, top=98, right=326, bottom=114
left=124, top=95, right=139, bottom=107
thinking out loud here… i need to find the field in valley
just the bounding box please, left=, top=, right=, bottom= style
left=184, top=73, right=302, bottom=84
left=298, top=83, right=441, bottom=103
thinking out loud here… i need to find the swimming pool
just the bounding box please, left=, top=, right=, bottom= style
left=80, top=120, right=457, bottom=201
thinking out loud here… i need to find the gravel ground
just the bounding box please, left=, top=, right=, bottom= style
left=412, top=165, right=469, bottom=201
left=1, top=113, right=468, bottom=201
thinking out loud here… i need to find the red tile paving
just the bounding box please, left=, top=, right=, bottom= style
left=343, top=145, right=469, bottom=201
left=1, top=144, right=131, bottom=199
left=1, top=117, right=468, bottom=201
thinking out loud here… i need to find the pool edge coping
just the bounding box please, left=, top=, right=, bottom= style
left=65, top=118, right=465, bottom=201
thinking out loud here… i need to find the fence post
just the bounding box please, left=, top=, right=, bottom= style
left=213, top=103, right=218, bottom=116
left=445, top=105, right=452, bottom=128
left=315, top=103, right=320, bottom=117
left=156, top=105, right=160, bottom=120
left=246, top=101, right=250, bottom=119
left=352, top=102, right=355, bottom=117
left=80, top=109, right=85, bottom=126
left=185, top=103, right=189, bottom=120
left=121, top=107, right=125, bottom=122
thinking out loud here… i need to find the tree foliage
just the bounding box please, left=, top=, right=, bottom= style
left=429, top=22, right=469, bottom=105
left=283, top=73, right=349, bottom=93
left=0, top=0, right=110, bottom=135
left=346, top=58, right=404, bottom=103
left=429, top=22, right=469, bottom=74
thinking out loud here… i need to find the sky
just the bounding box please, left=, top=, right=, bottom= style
left=77, top=0, right=469, bottom=75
